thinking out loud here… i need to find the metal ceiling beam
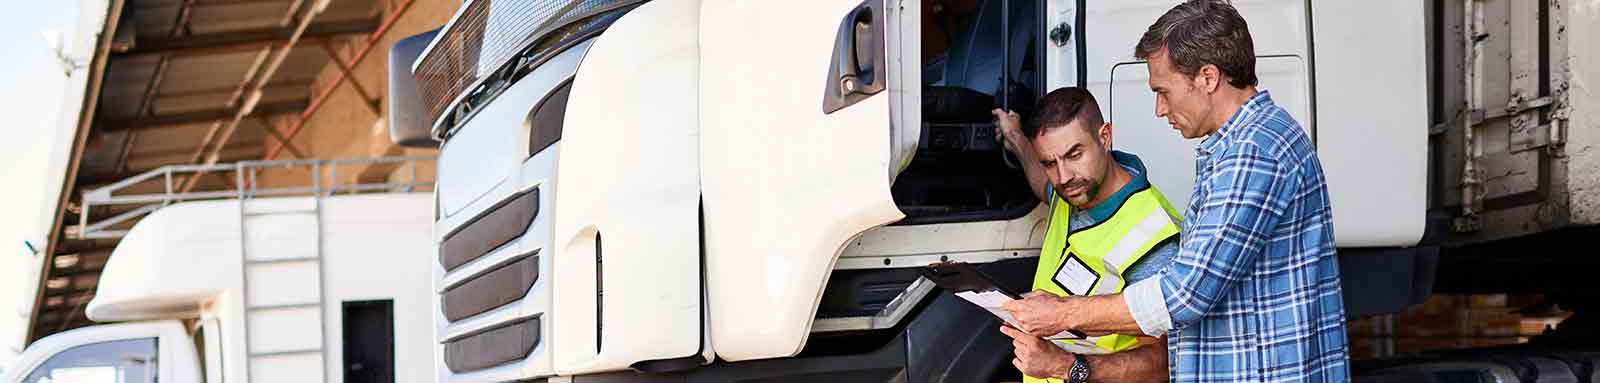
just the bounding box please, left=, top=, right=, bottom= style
left=100, top=98, right=309, bottom=132
left=124, top=142, right=264, bottom=161
left=35, top=319, right=95, bottom=333
left=41, top=286, right=95, bottom=299
left=38, top=321, right=91, bottom=332
left=35, top=314, right=96, bottom=329
left=319, top=41, right=381, bottom=114
left=119, top=0, right=192, bottom=174
left=48, top=267, right=106, bottom=279
left=266, top=0, right=417, bottom=160
left=259, top=116, right=308, bottom=158
left=51, top=242, right=117, bottom=255
left=146, top=82, right=313, bottom=100
left=170, top=0, right=198, bottom=37
left=177, top=0, right=333, bottom=193
left=186, top=0, right=298, bottom=7
left=112, top=18, right=379, bottom=57
left=49, top=250, right=112, bottom=264
left=53, top=293, right=96, bottom=333
left=74, top=145, right=265, bottom=188
left=48, top=262, right=108, bottom=279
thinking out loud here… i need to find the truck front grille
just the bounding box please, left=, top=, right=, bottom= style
left=413, top=0, right=641, bottom=135
left=440, top=189, right=538, bottom=271
left=436, top=187, right=545, bottom=374
left=443, top=317, right=541, bottom=373
left=442, top=253, right=540, bottom=321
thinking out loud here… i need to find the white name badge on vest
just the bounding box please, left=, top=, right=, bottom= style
left=1053, top=252, right=1101, bottom=296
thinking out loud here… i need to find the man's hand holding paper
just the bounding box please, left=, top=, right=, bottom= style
left=1001, top=291, right=1075, bottom=337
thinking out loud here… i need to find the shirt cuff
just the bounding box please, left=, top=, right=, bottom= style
left=1124, top=277, right=1172, bottom=337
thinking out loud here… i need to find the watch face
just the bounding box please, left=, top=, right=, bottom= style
left=1069, top=357, right=1091, bottom=383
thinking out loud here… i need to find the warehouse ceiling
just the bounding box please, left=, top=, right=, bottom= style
left=28, top=0, right=405, bottom=342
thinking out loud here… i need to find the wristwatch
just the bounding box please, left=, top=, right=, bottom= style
left=1065, top=353, right=1091, bottom=383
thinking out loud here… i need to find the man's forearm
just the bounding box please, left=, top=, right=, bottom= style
left=1083, top=337, right=1169, bottom=382
left=1060, top=294, right=1144, bottom=335
left=1012, top=139, right=1051, bottom=202
left=992, top=112, right=1056, bottom=201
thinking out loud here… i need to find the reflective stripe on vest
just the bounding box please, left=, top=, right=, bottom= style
left=1022, top=186, right=1181, bottom=383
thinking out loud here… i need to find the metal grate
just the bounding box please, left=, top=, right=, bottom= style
left=413, top=0, right=636, bottom=135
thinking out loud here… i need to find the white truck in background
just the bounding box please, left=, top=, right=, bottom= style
left=387, top=0, right=1600, bottom=382
left=2, top=159, right=437, bottom=383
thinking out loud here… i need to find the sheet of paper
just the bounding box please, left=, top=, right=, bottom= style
left=954, top=290, right=1085, bottom=341
left=954, top=290, right=1022, bottom=326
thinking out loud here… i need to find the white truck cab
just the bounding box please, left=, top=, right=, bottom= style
left=7, top=160, right=438, bottom=383
left=5, top=321, right=197, bottom=383
left=390, top=0, right=1428, bottom=381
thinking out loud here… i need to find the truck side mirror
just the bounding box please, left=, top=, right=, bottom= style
left=388, top=29, right=440, bottom=148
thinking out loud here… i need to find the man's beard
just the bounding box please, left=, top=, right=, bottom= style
left=1059, top=179, right=1102, bottom=207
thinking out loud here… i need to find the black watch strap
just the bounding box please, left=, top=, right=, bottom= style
left=1066, top=353, right=1091, bottom=383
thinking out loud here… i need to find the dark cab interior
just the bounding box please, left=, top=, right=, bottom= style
left=893, top=0, right=1043, bottom=225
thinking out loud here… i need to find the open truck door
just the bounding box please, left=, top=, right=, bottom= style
left=699, top=0, right=907, bottom=362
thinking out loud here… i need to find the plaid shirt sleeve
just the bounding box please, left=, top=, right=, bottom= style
left=1161, top=142, right=1296, bottom=328
left=1125, top=141, right=1295, bottom=333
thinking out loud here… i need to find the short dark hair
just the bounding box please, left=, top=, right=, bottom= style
left=1133, top=0, right=1258, bottom=89
left=1024, top=87, right=1105, bottom=139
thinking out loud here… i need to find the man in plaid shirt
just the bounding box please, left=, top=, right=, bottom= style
left=1002, top=1, right=1349, bottom=382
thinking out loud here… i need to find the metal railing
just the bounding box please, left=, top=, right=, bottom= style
left=75, top=156, right=435, bottom=239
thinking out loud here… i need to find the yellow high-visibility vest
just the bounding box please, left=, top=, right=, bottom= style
left=1023, top=184, right=1180, bottom=383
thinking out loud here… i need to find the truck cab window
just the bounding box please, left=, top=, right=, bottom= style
left=894, top=0, right=1041, bottom=224
left=23, top=338, right=158, bottom=383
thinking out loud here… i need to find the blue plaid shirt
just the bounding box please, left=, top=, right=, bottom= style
left=1123, top=91, right=1349, bottom=382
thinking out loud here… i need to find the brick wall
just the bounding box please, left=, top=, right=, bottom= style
left=258, top=0, right=456, bottom=190
left=1348, top=294, right=1571, bottom=359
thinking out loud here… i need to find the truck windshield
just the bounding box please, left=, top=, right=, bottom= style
left=22, top=338, right=157, bottom=383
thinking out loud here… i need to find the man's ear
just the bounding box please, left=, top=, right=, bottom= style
left=1197, top=64, right=1222, bottom=93
left=1098, top=122, right=1114, bottom=150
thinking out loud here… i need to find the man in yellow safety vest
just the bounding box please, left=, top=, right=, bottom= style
left=990, top=87, right=1178, bottom=382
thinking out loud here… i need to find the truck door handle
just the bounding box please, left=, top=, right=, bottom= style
left=824, top=0, right=886, bottom=114
left=839, top=5, right=877, bottom=93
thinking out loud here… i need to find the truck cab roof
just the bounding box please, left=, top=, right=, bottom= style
left=86, top=200, right=241, bottom=323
